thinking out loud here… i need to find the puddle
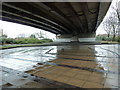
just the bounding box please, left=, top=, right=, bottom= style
left=1, top=44, right=119, bottom=88
left=1, top=46, right=57, bottom=71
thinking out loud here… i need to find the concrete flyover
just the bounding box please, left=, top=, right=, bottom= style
left=1, top=1, right=111, bottom=42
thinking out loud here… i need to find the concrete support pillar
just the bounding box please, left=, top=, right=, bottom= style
left=55, top=33, right=96, bottom=42
left=71, top=36, right=79, bottom=42
left=78, top=33, right=96, bottom=42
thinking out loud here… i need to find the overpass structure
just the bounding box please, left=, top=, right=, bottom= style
left=1, top=2, right=111, bottom=42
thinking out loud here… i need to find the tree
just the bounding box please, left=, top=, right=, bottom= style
left=102, top=19, right=112, bottom=38
left=112, top=0, right=120, bottom=37
left=116, top=0, right=120, bottom=22
left=0, top=34, right=8, bottom=44
left=109, top=16, right=117, bottom=41
left=103, top=0, right=120, bottom=41
left=1, top=34, right=7, bottom=38
left=29, top=34, right=36, bottom=38
left=110, top=1, right=120, bottom=41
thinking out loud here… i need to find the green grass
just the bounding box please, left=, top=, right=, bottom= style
left=101, top=41, right=119, bottom=44
left=0, top=38, right=53, bottom=49
left=0, top=44, right=40, bottom=49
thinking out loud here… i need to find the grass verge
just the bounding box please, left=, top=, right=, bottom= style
left=0, top=44, right=47, bottom=50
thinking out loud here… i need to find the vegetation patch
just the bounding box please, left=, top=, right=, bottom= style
left=0, top=33, right=53, bottom=49
left=96, top=35, right=120, bottom=43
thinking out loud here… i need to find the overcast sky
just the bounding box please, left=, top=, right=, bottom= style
left=0, top=0, right=118, bottom=37
left=0, top=20, right=56, bottom=39
left=96, top=0, right=119, bottom=35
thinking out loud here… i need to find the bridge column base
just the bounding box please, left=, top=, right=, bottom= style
left=55, top=33, right=96, bottom=42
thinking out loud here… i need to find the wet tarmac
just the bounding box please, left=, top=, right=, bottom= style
left=0, top=44, right=119, bottom=89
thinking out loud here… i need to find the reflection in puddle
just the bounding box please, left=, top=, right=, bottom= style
left=1, top=46, right=57, bottom=71
left=95, top=45, right=118, bottom=72
left=1, top=44, right=119, bottom=88
left=95, top=45, right=119, bottom=88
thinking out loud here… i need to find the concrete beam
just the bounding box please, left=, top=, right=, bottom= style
left=32, top=2, right=75, bottom=32
left=2, top=16, right=59, bottom=34
left=96, top=2, right=111, bottom=27
left=1, top=10, right=65, bottom=34
left=3, top=3, right=68, bottom=33
left=2, top=2, right=111, bottom=35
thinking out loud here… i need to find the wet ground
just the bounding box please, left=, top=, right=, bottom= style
left=0, top=44, right=119, bottom=89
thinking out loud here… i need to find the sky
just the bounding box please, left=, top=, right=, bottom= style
left=0, top=20, right=56, bottom=39
left=0, top=0, right=118, bottom=38
left=96, top=0, right=119, bottom=35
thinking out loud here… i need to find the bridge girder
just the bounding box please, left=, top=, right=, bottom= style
left=1, top=2, right=111, bottom=35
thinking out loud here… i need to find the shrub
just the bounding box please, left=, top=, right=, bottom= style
left=115, top=36, right=120, bottom=42
left=96, top=35, right=120, bottom=42
left=96, top=35, right=106, bottom=41
left=5, top=38, right=16, bottom=44
left=0, top=38, right=16, bottom=44
left=1, top=37, right=53, bottom=44
left=14, top=38, right=42, bottom=44
left=14, top=38, right=53, bottom=44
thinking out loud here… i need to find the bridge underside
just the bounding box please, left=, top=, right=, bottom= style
left=1, top=2, right=110, bottom=42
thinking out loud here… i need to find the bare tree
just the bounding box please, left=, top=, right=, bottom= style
left=116, top=0, right=120, bottom=36
left=111, top=0, right=120, bottom=37
left=102, top=19, right=112, bottom=38
left=116, top=0, right=120, bottom=21
left=101, top=0, right=120, bottom=41
left=108, top=16, right=118, bottom=41
left=104, top=0, right=120, bottom=41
